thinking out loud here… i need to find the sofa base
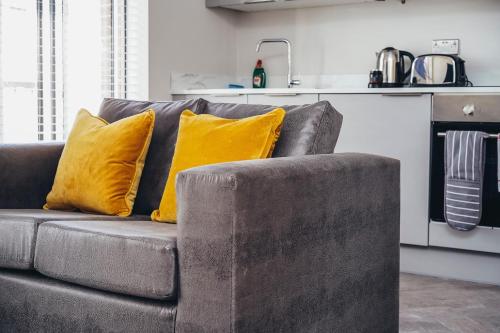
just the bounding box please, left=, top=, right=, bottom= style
left=0, top=269, right=176, bottom=333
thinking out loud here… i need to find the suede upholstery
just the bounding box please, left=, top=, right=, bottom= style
left=175, top=153, right=400, bottom=332
left=0, top=217, right=36, bottom=270
left=0, top=99, right=401, bottom=332
left=201, top=100, right=343, bottom=157
left=0, top=269, right=176, bottom=333
left=0, top=209, right=143, bottom=270
left=98, top=98, right=207, bottom=214
left=0, top=143, right=64, bottom=209
left=35, top=220, right=178, bottom=300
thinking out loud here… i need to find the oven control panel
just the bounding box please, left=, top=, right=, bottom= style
left=433, top=94, right=500, bottom=122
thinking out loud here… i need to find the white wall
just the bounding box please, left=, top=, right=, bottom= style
left=148, top=0, right=237, bottom=99
left=234, top=0, right=500, bottom=87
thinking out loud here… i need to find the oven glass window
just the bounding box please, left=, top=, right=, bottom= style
left=430, top=122, right=500, bottom=228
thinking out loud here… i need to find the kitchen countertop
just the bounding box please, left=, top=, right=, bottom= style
left=171, top=87, right=500, bottom=95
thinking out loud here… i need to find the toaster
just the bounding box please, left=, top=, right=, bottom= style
left=410, top=54, right=471, bottom=87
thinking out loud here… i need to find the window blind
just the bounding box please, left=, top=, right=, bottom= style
left=0, top=0, right=148, bottom=143
left=101, top=0, right=127, bottom=99
left=101, top=0, right=146, bottom=101
left=0, top=0, right=4, bottom=142
left=36, top=0, right=64, bottom=141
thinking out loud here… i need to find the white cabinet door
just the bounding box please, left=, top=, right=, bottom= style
left=174, top=94, right=248, bottom=104
left=321, top=93, right=432, bottom=246
left=247, top=94, right=318, bottom=106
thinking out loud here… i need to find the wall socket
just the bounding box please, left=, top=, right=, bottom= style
left=432, top=39, right=460, bottom=55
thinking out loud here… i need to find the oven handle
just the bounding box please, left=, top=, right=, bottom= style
left=437, top=132, right=499, bottom=139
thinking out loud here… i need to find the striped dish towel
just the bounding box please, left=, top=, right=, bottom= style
left=444, top=131, right=488, bottom=231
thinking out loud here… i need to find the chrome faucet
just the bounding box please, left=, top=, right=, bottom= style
left=256, top=38, right=300, bottom=88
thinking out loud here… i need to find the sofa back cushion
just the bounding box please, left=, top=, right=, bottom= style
left=98, top=98, right=207, bottom=214
left=200, top=100, right=343, bottom=157
left=98, top=98, right=342, bottom=214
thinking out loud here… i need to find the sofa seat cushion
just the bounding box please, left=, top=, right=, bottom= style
left=0, top=209, right=141, bottom=270
left=201, top=100, right=343, bottom=157
left=0, top=269, right=176, bottom=333
left=34, top=220, right=178, bottom=301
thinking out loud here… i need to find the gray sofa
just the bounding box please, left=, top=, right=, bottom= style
left=0, top=98, right=400, bottom=333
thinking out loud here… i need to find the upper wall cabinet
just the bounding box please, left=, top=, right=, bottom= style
left=206, top=0, right=393, bottom=12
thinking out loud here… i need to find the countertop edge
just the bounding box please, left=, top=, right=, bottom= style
left=170, top=87, right=500, bottom=95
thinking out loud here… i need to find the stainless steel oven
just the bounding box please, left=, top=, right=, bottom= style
left=429, top=94, right=500, bottom=254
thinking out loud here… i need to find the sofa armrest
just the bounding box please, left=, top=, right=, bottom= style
left=175, top=153, right=400, bottom=333
left=0, top=143, right=64, bottom=208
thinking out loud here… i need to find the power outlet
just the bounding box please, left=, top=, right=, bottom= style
left=432, top=39, right=460, bottom=55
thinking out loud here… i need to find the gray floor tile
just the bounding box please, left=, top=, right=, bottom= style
left=400, top=273, right=500, bottom=333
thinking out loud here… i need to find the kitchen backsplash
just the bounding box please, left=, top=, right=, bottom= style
left=171, top=73, right=369, bottom=90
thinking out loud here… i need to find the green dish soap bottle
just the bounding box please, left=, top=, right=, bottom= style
left=252, top=59, right=266, bottom=89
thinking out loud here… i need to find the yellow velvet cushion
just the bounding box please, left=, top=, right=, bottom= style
left=44, top=109, right=155, bottom=216
left=151, top=108, right=285, bottom=223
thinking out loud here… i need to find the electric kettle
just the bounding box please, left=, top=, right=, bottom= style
left=376, top=47, right=415, bottom=87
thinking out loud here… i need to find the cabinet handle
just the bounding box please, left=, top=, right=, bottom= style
left=243, top=0, right=275, bottom=4
left=381, top=93, right=424, bottom=97
left=264, top=93, right=299, bottom=97
left=211, top=94, right=243, bottom=97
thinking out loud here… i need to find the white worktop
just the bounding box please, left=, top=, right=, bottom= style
left=171, top=87, right=500, bottom=95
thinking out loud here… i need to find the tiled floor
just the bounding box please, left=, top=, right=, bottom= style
left=400, top=273, right=500, bottom=333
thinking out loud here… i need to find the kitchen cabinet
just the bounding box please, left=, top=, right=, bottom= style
left=175, top=92, right=319, bottom=105
left=180, top=93, right=248, bottom=104
left=247, top=93, right=318, bottom=105
left=206, top=0, right=381, bottom=12
left=322, top=93, right=431, bottom=246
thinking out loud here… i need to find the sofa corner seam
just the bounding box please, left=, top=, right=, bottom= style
left=311, top=103, right=329, bottom=155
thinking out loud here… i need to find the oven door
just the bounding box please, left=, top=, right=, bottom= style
left=429, top=122, right=500, bottom=254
